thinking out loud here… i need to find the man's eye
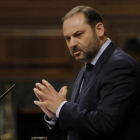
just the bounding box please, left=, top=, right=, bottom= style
left=65, top=37, right=70, bottom=41
left=76, top=33, right=82, bottom=37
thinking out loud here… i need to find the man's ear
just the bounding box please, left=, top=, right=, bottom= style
left=95, top=22, right=105, bottom=37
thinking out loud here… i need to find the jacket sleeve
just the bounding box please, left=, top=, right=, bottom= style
left=45, top=117, right=68, bottom=140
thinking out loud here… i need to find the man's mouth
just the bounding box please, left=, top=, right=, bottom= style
left=73, top=50, right=81, bottom=56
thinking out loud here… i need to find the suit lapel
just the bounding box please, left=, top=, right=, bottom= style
left=75, top=42, right=117, bottom=103
left=70, top=66, right=85, bottom=102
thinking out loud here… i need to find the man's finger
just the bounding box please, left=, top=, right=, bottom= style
left=42, top=79, right=56, bottom=93
left=34, top=100, right=46, bottom=107
left=59, top=86, right=68, bottom=98
left=36, top=82, right=50, bottom=92
left=34, top=90, right=42, bottom=101
left=33, top=88, right=46, bottom=100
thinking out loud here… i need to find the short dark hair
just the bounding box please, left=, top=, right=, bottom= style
left=62, top=6, right=108, bottom=36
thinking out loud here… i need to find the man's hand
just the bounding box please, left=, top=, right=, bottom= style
left=33, top=81, right=55, bottom=119
left=33, top=79, right=68, bottom=119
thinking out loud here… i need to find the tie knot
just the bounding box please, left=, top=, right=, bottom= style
left=86, top=63, right=93, bottom=72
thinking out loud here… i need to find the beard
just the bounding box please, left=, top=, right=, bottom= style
left=70, top=33, right=101, bottom=62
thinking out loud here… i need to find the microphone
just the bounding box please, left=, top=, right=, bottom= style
left=0, top=83, right=16, bottom=100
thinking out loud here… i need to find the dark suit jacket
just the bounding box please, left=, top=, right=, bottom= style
left=46, top=42, right=140, bottom=140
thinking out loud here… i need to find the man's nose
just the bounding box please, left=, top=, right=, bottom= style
left=69, top=37, right=78, bottom=48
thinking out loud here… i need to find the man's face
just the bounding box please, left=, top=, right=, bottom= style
left=63, top=13, right=101, bottom=62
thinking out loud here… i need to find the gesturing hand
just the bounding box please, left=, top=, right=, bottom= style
left=33, top=79, right=68, bottom=119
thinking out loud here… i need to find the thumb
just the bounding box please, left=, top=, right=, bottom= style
left=59, top=86, right=68, bottom=98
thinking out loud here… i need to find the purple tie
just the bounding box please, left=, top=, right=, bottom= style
left=80, top=63, right=94, bottom=93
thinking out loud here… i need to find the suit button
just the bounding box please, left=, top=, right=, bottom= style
left=67, top=135, right=71, bottom=140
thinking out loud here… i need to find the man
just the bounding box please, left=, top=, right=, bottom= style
left=33, top=6, right=140, bottom=140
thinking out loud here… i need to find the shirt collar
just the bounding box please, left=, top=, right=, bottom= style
left=91, top=38, right=111, bottom=65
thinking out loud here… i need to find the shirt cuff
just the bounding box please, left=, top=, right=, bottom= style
left=56, top=101, right=67, bottom=118
left=44, top=114, right=57, bottom=129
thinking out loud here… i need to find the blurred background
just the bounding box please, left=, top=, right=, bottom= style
left=0, top=0, right=140, bottom=140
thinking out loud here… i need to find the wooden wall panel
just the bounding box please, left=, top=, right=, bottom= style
left=0, top=27, right=81, bottom=80
left=106, top=19, right=140, bottom=63
left=0, top=0, right=140, bottom=25
left=0, top=28, right=70, bottom=65
left=0, top=0, right=140, bottom=80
